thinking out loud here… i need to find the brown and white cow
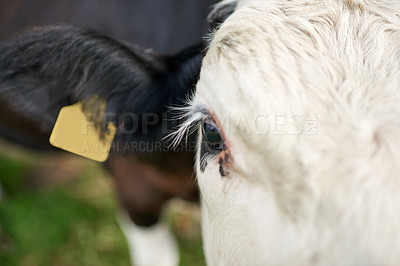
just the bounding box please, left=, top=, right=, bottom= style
left=0, top=1, right=223, bottom=265
left=4, top=0, right=399, bottom=265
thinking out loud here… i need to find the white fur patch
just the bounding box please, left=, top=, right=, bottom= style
left=187, top=0, right=400, bottom=264
left=118, top=213, right=179, bottom=266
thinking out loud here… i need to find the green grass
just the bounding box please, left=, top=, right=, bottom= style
left=0, top=151, right=204, bottom=266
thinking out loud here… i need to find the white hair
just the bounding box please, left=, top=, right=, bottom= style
left=186, top=0, right=400, bottom=264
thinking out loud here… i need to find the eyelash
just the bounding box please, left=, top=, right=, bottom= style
left=165, top=106, right=228, bottom=174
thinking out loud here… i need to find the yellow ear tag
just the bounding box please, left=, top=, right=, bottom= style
left=49, top=102, right=116, bottom=162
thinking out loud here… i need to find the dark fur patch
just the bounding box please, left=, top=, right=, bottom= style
left=207, top=1, right=237, bottom=31
left=0, top=1, right=220, bottom=228
left=0, top=25, right=203, bottom=158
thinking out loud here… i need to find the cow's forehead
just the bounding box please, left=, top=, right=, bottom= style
left=197, top=0, right=400, bottom=129
left=195, top=0, right=400, bottom=165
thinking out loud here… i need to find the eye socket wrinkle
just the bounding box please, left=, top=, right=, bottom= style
left=166, top=103, right=230, bottom=176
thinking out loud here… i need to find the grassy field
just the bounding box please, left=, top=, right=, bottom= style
left=0, top=144, right=204, bottom=266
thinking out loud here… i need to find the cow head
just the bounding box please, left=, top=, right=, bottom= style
left=178, top=0, right=400, bottom=264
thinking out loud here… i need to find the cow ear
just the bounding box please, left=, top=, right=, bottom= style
left=207, top=0, right=237, bottom=31
left=0, top=25, right=203, bottom=139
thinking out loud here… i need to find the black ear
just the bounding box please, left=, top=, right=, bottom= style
left=0, top=25, right=203, bottom=143
left=206, top=0, right=237, bottom=31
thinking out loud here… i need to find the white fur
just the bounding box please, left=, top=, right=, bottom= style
left=118, top=213, right=179, bottom=266
left=191, top=0, right=400, bottom=265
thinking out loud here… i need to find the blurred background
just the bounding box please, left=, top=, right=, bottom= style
left=0, top=142, right=203, bottom=266
left=0, top=0, right=218, bottom=265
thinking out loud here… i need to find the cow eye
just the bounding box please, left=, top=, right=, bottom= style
left=202, top=121, right=225, bottom=151
left=199, top=120, right=226, bottom=172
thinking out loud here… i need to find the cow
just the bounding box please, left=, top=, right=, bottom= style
left=175, top=0, right=400, bottom=264
left=0, top=1, right=222, bottom=265
left=5, top=0, right=399, bottom=265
